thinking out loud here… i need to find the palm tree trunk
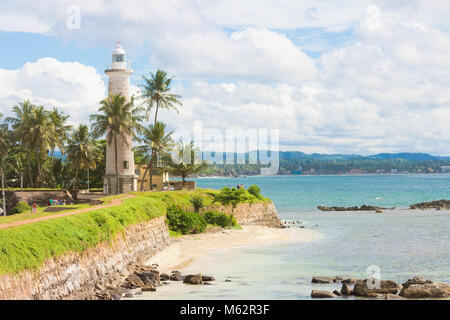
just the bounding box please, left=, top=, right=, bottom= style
left=149, top=150, right=155, bottom=190
left=1, top=167, right=6, bottom=216
left=154, top=100, right=160, bottom=125
left=50, top=147, right=55, bottom=164
left=140, top=166, right=149, bottom=191
left=72, top=166, right=79, bottom=190
left=114, top=133, right=119, bottom=194
left=20, top=172, right=23, bottom=202
left=35, top=145, right=41, bottom=185
left=27, top=150, right=33, bottom=187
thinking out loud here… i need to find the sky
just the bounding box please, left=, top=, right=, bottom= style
left=0, top=0, right=449, bottom=155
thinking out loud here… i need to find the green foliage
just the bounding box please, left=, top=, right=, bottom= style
left=166, top=204, right=207, bottom=235
left=203, top=210, right=237, bottom=228
left=12, top=201, right=31, bottom=214
left=190, top=195, right=204, bottom=213
left=212, top=187, right=255, bottom=208
left=247, top=185, right=262, bottom=199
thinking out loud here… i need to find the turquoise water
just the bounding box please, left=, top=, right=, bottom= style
left=149, top=174, right=450, bottom=299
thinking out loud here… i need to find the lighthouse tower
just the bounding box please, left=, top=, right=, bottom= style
left=103, top=41, right=137, bottom=194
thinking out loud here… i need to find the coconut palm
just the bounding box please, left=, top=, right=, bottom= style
left=164, top=141, right=207, bottom=184
left=135, top=122, right=174, bottom=191
left=0, top=113, right=10, bottom=216
left=27, top=106, right=54, bottom=185
left=90, top=94, right=143, bottom=194
left=139, top=69, right=182, bottom=125
left=49, top=108, right=71, bottom=163
left=6, top=100, right=36, bottom=186
left=66, top=124, right=100, bottom=190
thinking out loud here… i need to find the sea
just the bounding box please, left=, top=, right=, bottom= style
left=144, top=174, right=450, bottom=299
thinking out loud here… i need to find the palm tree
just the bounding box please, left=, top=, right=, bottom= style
left=6, top=100, right=35, bottom=187
left=49, top=108, right=71, bottom=163
left=90, top=94, right=143, bottom=194
left=165, top=141, right=207, bottom=184
left=66, top=124, right=100, bottom=190
left=139, top=69, right=182, bottom=125
left=28, top=106, right=54, bottom=185
left=0, top=113, right=10, bottom=216
left=135, top=122, right=174, bottom=191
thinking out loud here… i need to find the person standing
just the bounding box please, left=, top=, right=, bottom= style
left=32, top=203, right=37, bottom=213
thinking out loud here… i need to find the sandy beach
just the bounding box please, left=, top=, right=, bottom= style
left=146, top=226, right=321, bottom=272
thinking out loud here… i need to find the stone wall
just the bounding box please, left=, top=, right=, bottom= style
left=0, top=216, right=170, bottom=300
left=5, top=190, right=73, bottom=211
left=205, top=201, right=283, bottom=228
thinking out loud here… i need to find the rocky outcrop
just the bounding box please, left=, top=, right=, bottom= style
left=400, top=277, right=450, bottom=298
left=317, top=205, right=394, bottom=212
left=0, top=216, right=170, bottom=300
left=353, top=279, right=401, bottom=297
left=210, top=201, right=284, bottom=228
left=312, top=276, right=342, bottom=283
left=183, top=274, right=203, bottom=285
left=410, top=199, right=450, bottom=210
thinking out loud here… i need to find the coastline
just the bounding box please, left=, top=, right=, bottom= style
left=146, top=225, right=321, bottom=272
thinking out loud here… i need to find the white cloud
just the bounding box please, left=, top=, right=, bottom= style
left=0, top=58, right=106, bottom=124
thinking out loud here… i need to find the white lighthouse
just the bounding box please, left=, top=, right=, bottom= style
left=103, top=41, right=137, bottom=194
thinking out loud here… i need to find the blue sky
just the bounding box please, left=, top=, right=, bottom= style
left=0, top=1, right=449, bottom=155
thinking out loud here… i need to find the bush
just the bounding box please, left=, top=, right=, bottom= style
left=166, top=204, right=207, bottom=235
left=190, top=195, right=204, bottom=213
left=12, top=201, right=31, bottom=214
left=247, top=185, right=262, bottom=199
left=212, top=187, right=253, bottom=207
left=203, top=210, right=237, bottom=228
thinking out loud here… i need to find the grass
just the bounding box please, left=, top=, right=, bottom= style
left=0, top=188, right=268, bottom=275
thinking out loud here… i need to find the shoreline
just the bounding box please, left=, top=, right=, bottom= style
left=146, top=225, right=321, bottom=276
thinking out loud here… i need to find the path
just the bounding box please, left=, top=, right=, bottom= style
left=0, top=195, right=136, bottom=230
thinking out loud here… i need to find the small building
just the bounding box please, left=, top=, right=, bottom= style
left=441, top=166, right=450, bottom=173
left=135, top=164, right=196, bottom=191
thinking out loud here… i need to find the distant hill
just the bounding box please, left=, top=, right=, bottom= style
left=369, top=153, right=438, bottom=162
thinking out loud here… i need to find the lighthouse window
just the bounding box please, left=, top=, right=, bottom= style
left=114, top=54, right=124, bottom=62
left=123, top=161, right=129, bottom=169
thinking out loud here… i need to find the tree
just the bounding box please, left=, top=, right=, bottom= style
left=27, top=106, right=54, bottom=185
left=90, top=94, right=143, bottom=194
left=165, top=141, right=207, bottom=184
left=6, top=100, right=36, bottom=187
left=139, top=69, right=182, bottom=125
left=135, top=122, right=173, bottom=191
left=48, top=108, right=71, bottom=163
left=0, top=113, right=10, bottom=216
left=66, top=124, right=100, bottom=190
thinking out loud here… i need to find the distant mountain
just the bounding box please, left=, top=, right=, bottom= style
left=369, top=153, right=438, bottom=162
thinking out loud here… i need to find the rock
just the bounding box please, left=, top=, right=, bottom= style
left=225, top=279, right=232, bottom=282
left=400, top=282, right=450, bottom=298
left=410, top=199, right=450, bottom=210
left=183, top=274, right=203, bottom=285
left=353, top=279, right=401, bottom=297
left=402, top=276, right=433, bottom=289
left=333, top=290, right=341, bottom=296
left=96, top=291, right=111, bottom=300
left=125, top=292, right=134, bottom=298
left=342, top=278, right=357, bottom=284
left=311, top=290, right=337, bottom=298
left=160, top=273, right=170, bottom=281
left=142, top=284, right=156, bottom=292
left=341, top=283, right=352, bottom=296
left=202, top=275, right=216, bottom=282
left=111, top=293, right=122, bottom=300
left=312, top=276, right=340, bottom=284
left=385, top=293, right=405, bottom=300
left=170, top=273, right=185, bottom=281
left=123, top=274, right=145, bottom=289
left=376, top=209, right=383, bottom=213
left=135, top=271, right=161, bottom=287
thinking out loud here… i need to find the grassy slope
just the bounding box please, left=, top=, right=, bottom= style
left=0, top=189, right=267, bottom=275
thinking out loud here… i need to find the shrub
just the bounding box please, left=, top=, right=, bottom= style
left=212, top=187, right=253, bottom=207
left=190, top=195, right=204, bottom=213
left=203, top=210, right=237, bottom=228
left=247, top=185, right=262, bottom=199
left=12, top=201, right=31, bottom=214
left=166, top=204, right=207, bottom=235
